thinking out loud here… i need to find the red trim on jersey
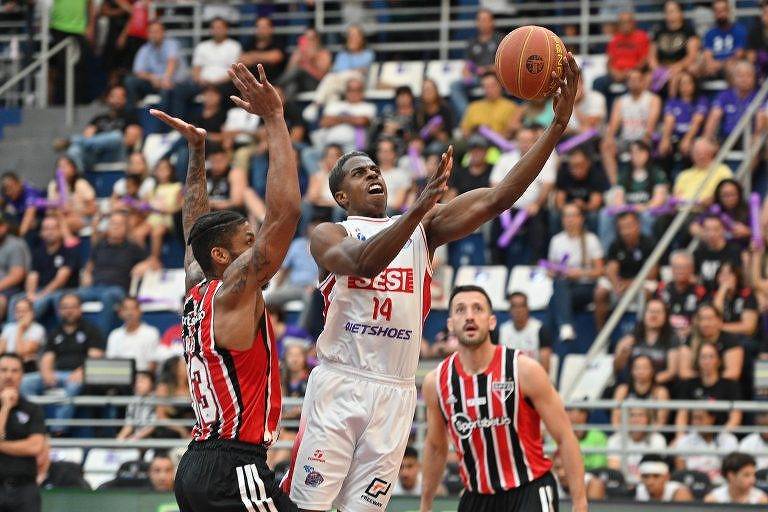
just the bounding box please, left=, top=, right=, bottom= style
left=280, top=413, right=307, bottom=494
left=488, top=348, right=518, bottom=488
left=265, top=314, right=282, bottom=438
left=515, top=357, right=553, bottom=479
left=438, top=355, right=471, bottom=490
left=422, top=271, right=432, bottom=326
left=320, top=276, right=336, bottom=318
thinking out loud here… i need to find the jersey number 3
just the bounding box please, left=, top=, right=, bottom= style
left=372, top=297, right=393, bottom=321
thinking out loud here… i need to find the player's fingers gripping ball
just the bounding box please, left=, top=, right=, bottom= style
left=495, top=25, right=566, bottom=101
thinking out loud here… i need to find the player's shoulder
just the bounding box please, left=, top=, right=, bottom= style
left=310, top=221, right=346, bottom=243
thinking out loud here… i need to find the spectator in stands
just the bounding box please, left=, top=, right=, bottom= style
left=0, top=353, right=45, bottom=509
left=106, top=297, right=159, bottom=372
left=11, top=215, right=79, bottom=320
left=113, top=152, right=155, bottom=201
left=712, top=262, right=759, bottom=338
left=311, top=77, right=376, bottom=152
left=148, top=453, right=175, bottom=492
left=277, top=27, right=332, bottom=100
left=701, top=0, right=748, bottom=78
left=656, top=251, right=707, bottom=340
left=0, top=214, right=29, bottom=321
left=611, top=355, right=671, bottom=427
left=144, top=158, right=182, bottom=266
left=449, top=8, right=503, bottom=117
left=747, top=2, right=768, bottom=77
left=371, top=86, right=417, bottom=144
left=690, top=179, right=751, bottom=245
left=593, top=11, right=650, bottom=106
left=553, top=148, right=607, bottom=232
left=687, top=305, right=745, bottom=381
left=608, top=408, right=668, bottom=484
left=301, top=25, right=374, bottom=122
left=21, top=293, right=105, bottom=435
left=460, top=72, right=518, bottom=138
left=124, top=21, right=188, bottom=110
left=445, top=135, right=491, bottom=201
left=415, top=79, right=455, bottom=144
left=678, top=341, right=742, bottom=429
left=600, top=141, right=668, bottom=250
left=595, top=211, right=658, bottom=329
left=0, top=172, right=42, bottom=237
left=266, top=218, right=319, bottom=315
left=45, top=156, right=97, bottom=240
left=393, top=446, right=441, bottom=496
left=156, top=320, right=182, bottom=364
left=658, top=70, right=708, bottom=168
left=613, top=298, right=682, bottom=385
left=739, top=411, right=768, bottom=469
left=303, top=144, right=344, bottom=222
left=567, top=407, right=607, bottom=470
left=240, top=16, right=286, bottom=82
left=375, top=138, right=412, bottom=213
left=694, top=215, right=744, bottom=292
left=78, top=212, right=149, bottom=335
left=191, top=86, right=228, bottom=148
left=673, top=138, right=733, bottom=205
left=170, top=17, right=242, bottom=117
left=498, top=292, right=553, bottom=373
left=704, top=60, right=757, bottom=141
left=205, top=144, right=260, bottom=227
left=268, top=307, right=313, bottom=359
left=55, top=85, right=143, bottom=173
left=705, top=452, right=768, bottom=504
left=636, top=455, right=694, bottom=502
left=600, top=68, right=662, bottom=185
left=548, top=203, right=605, bottom=342
left=0, top=299, right=44, bottom=374
left=649, top=1, right=700, bottom=83
left=152, top=356, right=191, bottom=439
left=48, top=0, right=93, bottom=104
left=116, top=370, right=155, bottom=441
left=565, top=80, right=607, bottom=135
left=280, top=342, right=310, bottom=423
left=674, top=407, right=739, bottom=482
left=552, top=450, right=606, bottom=501
left=36, top=438, right=90, bottom=490
left=490, top=126, right=557, bottom=263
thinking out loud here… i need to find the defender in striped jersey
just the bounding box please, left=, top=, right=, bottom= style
left=421, top=286, right=588, bottom=512
left=153, top=64, right=300, bottom=512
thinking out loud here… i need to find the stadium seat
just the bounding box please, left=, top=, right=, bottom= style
left=506, top=265, right=553, bottom=311
left=561, top=353, right=614, bottom=401
left=143, top=131, right=181, bottom=170
left=49, top=446, right=85, bottom=465
left=756, top=468, right=768, bottom=494
left=575, top=55, right=607, bottom=92
left=589, top=467, right=631, bottom=500
left=425, top=60, right=465, bottom=96
left=97, top=460, right=151, bottom=489
left=430, top=265, right=455, bottom=310
left=548, top=352, right=559, bottom=386
left=378, top=61, right=425, bottom=93
left=365, top=62, right=382, bottom=92
left=671, top=469, right=711, bottom=501
left=83, top=448, right=142, bottom=489
left=454, top=265, right=509, bottom=310
left=131, top=268, right=186, bottom=313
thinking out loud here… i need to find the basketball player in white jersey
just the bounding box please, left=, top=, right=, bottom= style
left=281, top=54, right=581, bottom=512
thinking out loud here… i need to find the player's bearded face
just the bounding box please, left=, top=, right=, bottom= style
left=448, top=292, right=496, bottom=347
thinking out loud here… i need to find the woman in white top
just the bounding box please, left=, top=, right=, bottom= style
left=0, top=298, right=45, bottom=373
left=704, top=452, right=768, bottom=504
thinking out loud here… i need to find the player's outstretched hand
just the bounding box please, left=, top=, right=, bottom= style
left=413, top=145, right=453, bottom=214
left=228, top=63, right=284, bottom=119
left=149, top=109, right=206, bottom=149
left=552, top=52, right=580, bottom=127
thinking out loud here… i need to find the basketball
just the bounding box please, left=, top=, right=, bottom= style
left=495, top=25, right=566, bottom=101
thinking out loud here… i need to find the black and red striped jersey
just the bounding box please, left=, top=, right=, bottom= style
left=182, top=279, right=281, bottom=446
left=435, top=345, right=552, bottom=493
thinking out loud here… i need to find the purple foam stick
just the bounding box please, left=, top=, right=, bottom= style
left=419, top=115, right=443, bottom=140
left=497, top=209, right=528, bottom=248
left=354, top=127, right=367, bottom=151
left=709, top=204, right=735, bottom=231
left=407, top=142, right=426, bottom=178
left=538, top=254, right=570, bottom=275
left=556, top=128, right=599, bottom=154
left=27, top=197, right=61, bottom=209
left=464, top=61, right=477, bottom=84
left=649, top=197, right=684, bottom=216
left=751, top=192, right=763, bottom=247
left=56, top=167, right=69, bottom=204
left=121, top=196, right=156, bottom=213
left=605, top=204, right=638, bottom=216
left=478, top=125, right=516, bottom=152
left=650, top=66, right=670, bottom=93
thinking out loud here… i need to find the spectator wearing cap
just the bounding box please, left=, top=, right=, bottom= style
left=0, top=214, right=30, bottom=321
left=0, top=353, right=46, bottom=511
left=20, top=293, right=105, bottom=436
left=704, top=60, right=756, bottom=141
left=701, top=0, right=748, bottom=78
left=705, top=452, right=768, bottom=504
left=607, top=408, right=668, bottom=484
left=497, top=292, right=553, bottom=373
left=635, top=455, right=694, bottom=502
left=673, top=138, right=733, bottom=205
left=0, top=172, right=42, bottom=237
left=460, top=72, right=518, bottom=138
left=673, top=407, right=739, bottom=483
left=106, top=297, right=160, bottom=373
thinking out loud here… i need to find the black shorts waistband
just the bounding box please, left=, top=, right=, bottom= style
left=0, top=475, right=36, bottom=486
left=187, top=438, right=268, bottom=457
left=465, top=472, right=555, bottom=497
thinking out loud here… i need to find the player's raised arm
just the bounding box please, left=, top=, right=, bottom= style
left=422, top=53, right=580, bottom=252
left=419, top=370, right=450, bottom=512
left=220, top=63, right=301, bottom=295
left=149, top=109, right=209, bottom=291
left=518, top=355, right=588, bottom=512
left=311, top=147, right=453, bottom=278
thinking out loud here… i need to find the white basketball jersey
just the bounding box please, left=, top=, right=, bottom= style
left=709, top=485, right=767, bottom=504
left=316, top=216, right=432, bottom=380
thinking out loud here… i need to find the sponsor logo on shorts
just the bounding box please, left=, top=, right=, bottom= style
left=344, top=322, right=413, bottom=340
left=308, top=449, right=326, bottom=463
left=361, top=478, right=390, bottom=507
left=451, top=412, right=511, bottom=440
left=348, top=268, right=414, bottom=293
left=304, top=465, right=323, bottom=487
left=492, top=380, right=515, bottom=401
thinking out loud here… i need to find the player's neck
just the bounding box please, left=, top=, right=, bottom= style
left=458, top=340, right=496, bottom=375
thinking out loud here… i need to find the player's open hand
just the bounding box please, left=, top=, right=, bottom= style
left=149, top=109, right=206, bottom=149
left=228, top=63, right=284, bottom=119
left=414, top=145, right=453, bottom=214
left=552, top=52, right=580, bottom=127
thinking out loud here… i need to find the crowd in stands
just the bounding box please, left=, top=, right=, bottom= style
left=5, top=0, right=768, bottom=504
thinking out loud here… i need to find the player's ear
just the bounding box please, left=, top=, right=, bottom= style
left=489, top=313, right=497, bottom=332
left=210, top=246, right=229, bottom=266
left=446, top=315, right=454, bottom=334
left=334, top=190, right=348, bottom=210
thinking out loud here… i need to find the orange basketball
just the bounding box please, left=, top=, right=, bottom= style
left=495, top=25, right=566, bottom=101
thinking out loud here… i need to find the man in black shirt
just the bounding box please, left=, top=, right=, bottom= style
left=747, top=3, right=768, bottom=76
left=10, top=215, right=79, bottom=320
left=240, top=16, right=285, bottom=82
left=0, top=353, right=45, bottom=511
left=447, top=135, right=491, bottom=196
left=693, top=215, right=744, bottom=291
left=553, top=148, right=607, bottom=232
left=656, top=250, right=707, bottom=340
left=76, top=212, right=147, bottom=335
left=56, top=85, right=143, bottom=172
left=20, top=294, right=104, bottom=436
left=594, top=211, right=657, bottom=328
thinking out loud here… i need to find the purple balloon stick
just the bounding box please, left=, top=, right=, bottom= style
left=497, top=210, right=528, bottom=248
left=751, top=193, right=763, bottom=247
left=477, top=125, right=516, bottom=152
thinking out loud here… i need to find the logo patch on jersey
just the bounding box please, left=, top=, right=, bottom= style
left=308, top=449, right=326, bottom=463
left=492, top=380, right=516, bottom=401
left=466, top=396, right=487, bottom=407
left=362, top=478, right=390, bottom=507
left=304, top=465, right=324, bottom=487
left=446, top=395, right=458, bottom=405
left=452, top=412, right=512, bottom=440
left=348, top=268, right=414, bottom=293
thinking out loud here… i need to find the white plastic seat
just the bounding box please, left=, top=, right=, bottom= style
left=575, top=54, right=607, bottom=90
left=507, top=265, right=553, bottom=311
left=49, top=447, right=85, bottom=465
left=454, top=265, right=509, bottom=310
left=83, top=448, right=141, bottom=488
left=142, top=131, right=181, bottom=170
left=131, top=268, right=186, bottom=312
left=430, top=265, right=455, bottom=310
left=425, top=60, right=465, bottom=96
left=561, top=354, right=614, bottom=401
left=378, top=61, right=425, bottom=92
